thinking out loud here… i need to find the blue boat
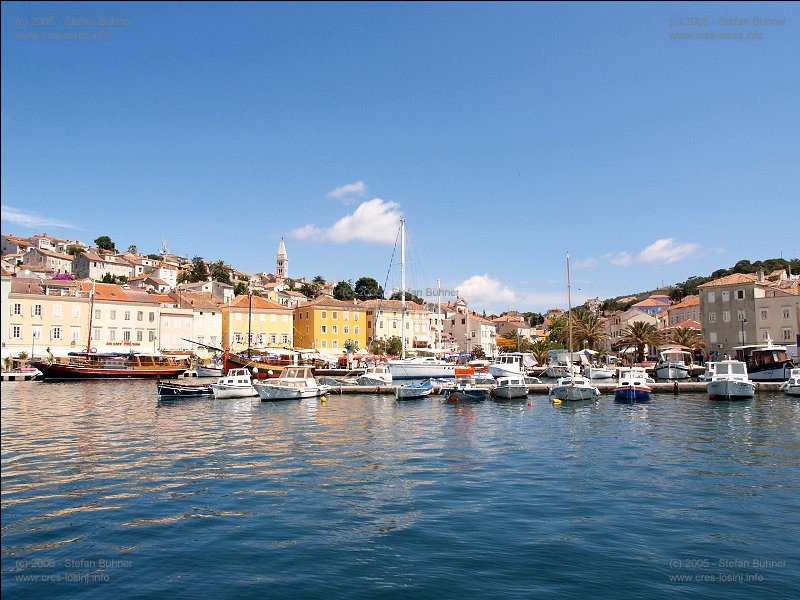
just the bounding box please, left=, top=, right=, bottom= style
left=613, top=367, right=653, bottom=402
left=156, top=380, right=214, bottom=398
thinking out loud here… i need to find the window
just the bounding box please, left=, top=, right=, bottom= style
left=354, top=326, right=359, bottom=335
left=234, top=333, right=242, bottom=344
left=344, top=312, right=349, bottom=321
left=709, top=332, right=717, bottom=343
left=305, top=325, right=309, bottom=334
left=71, top=327, right=80, bottom=341
left=782, top=306, right=791, bottom=319
left=53, top=304, right=62, bottom=318
left=136, top=331, right=143, bottom=342
left=72, top=306, right=80, bottom=318
left=270, top=334, right=277, bottom=344
left=321, top=325, right=327, bottom=333
left=282, top=315, right=289, bottom=323
left=782, top=329, right=792, bottom=341
left=123, top=330, right=131, bottom=342
left=282, top=334, right=289, bottom=344
left=721, top=291, right=730, bottom=302
left=149, top=331, right=156, bottom=342
left=12, top=325, right=22, bottom=338
left=737, top=310, right=745, bottom=322
left=344, top=326, right=349, bottom=334
left=270, top=314, right=276, bottom=322
left=321, top=340, right=327, bottom=348
left=760, top=309, right=768, bottom=320
left=95, top=309, right=101, bottom=319
left=707, top=292, right=715, bottom=303
left=722, top=311, right=730, bottom=323
left=354, top=313, right=359, bottom=321
left=109, top=330, right=116, bottom=341
left=124, top=311, right=131, bottom=321
left=51, top=326, right=62, bottom=340
left=33, top=304, right=43, bottom=316
left=110, top=310, right=117, bottom=320
left=321, top=311, right=327, bottom=319
left=149, top=312, right=155, bottom=322
left=137, top=311, right=144, bottom=321
left=736, top=289, right=745, bottom=300
left=332, top=326, right=338, bottom=334
left=93, top=328, right=101, bottom=341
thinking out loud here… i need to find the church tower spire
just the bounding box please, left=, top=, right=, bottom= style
left=276, top=238, right=288, bottom=280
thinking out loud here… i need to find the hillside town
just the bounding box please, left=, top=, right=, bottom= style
left=2, top=232, right=799, bottom=367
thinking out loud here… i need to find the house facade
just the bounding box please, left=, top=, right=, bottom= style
left=293, top=297, right=367, bottom=352
left=222, top=294, right=293, bottom=354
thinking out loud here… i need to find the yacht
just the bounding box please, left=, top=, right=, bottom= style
left=733, top=338, right=794, bottom=382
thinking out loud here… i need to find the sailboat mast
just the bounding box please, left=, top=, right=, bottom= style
left=247, top=289, right=252, bottom=359
left=86, top=279, right=96, bottom=353
left=436, top=277, right=441, bottom=350
left=567, top=252, right=573, bottom=382
left=400, top=218, right=406, bottom=360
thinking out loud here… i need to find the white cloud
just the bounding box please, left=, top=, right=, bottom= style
left=290, top=198, right=402, bottom=244
left=611, top=251, right=634, bottom=266
left=457, top=274, right=518, bottom=308
left=1, top=206, right=75, bottom=229
left=326, top=180, right=367, bottom=201
left=637, top=238, right=700, bottom=264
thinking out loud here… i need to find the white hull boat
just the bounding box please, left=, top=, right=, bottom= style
left=253, top=366, right=330, bottom=401
left=211, top=368, right=257, bottom=399
left=394, top=381, right=434, bottom=400
left=779, top=368, right=800, bottom=396
left=550, top=375, right=600, bottom=401
left=493, top=375, right=528, bottom=399
left=706, top=360, right=755, bottom=400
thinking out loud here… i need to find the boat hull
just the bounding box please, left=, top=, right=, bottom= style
left=254, top=384, right=327, bottom=401
left=613, top=385, right=652, bottom=402
left=747, top=363, right=793, bottom=382
left=33, top=362, right=186, bottom=381
left=157, top=382, right=213, bottom=397
left=387, top=362, right=456, bottom=381
left=210, top=384, right=257, bottom=399
left=707, top=380, right=755, bottom=400
left=655, top=363, right=690, bottom=380
left=493, top=385, right=528, bottom=399
left=394, top=384, right=434, bottom=400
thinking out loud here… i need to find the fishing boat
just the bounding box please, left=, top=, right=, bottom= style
left=394, top=380, right=435, bottom=400
left=706, top=359, right=755, bottom=400
left=211, top=368, right=258, bottom=399
left=613, top=366, right=653, bottom=402
left=549, top=253, right=600, bottom=402
left=156, top=380, right=214, bottom=397
left=584, top=364, right=615, bottom=380
left=32, top=351, right=188, bottom=381
left=654, top=347, right=692, bottom=380
left=493, top=375, right=529, bottom=399
left=252, top=366, right=330, bottom=401
left=356, top=364, right=393, bottom=386
left=195, top=360, right=224, bottom=378
left=733, top=338, right=794, bottom=382
left=440, top=366, right=491, bottom=402
left=779, top=368, right=800, bottom=397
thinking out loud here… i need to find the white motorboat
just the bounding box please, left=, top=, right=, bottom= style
left=493, top=375, right=529, bottom=399
left=706, top=360, right=755, bottom=400
left=356, top=364, right=393, bottom=386
left=211, top=368, right=258, bottom=399
left=779, top=368, right=800, bottom=396
left=584, top=364, right=615, bottom=379
left=387, top=356, right=456, bottom=381
left=655, top=347, right=692, bottom=380
left=488, top=354, right=524, bottom=378
left=253, top=366, right=330, bottom=401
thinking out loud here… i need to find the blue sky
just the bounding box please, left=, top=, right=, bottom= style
left=2, top=2, right=798, bottom=314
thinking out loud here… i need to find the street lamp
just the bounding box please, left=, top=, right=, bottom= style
left=740, top=317, right=747, bottom=345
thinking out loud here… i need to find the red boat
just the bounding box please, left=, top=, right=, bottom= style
left=32, top=352, right=188, bottom=381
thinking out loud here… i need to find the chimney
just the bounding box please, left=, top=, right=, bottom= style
left=758, top=269, right=765, bottom=283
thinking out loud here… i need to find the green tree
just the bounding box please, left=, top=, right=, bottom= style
left=127, top=244, right=138, bottom=254
left=389, top=290, right=424, bottom=304
left=667, top=327, right=706, bottom=351
left=530, top=339, right=552, bottom=367
left=385, top=335, right=403, bottom=356
left=67, top=245, right=84, bottom=256
left=572, top=309, right=608, bottom=351
left=234, top=282, right=249, bottom=296
left=547, top=313, right=569, bottom=348
left=617, top=321, right=662, bottom=364
left=210, top=260, right=232, bottom=284
left=471, top=345, right=486, bottom=359
left=189, top=256, right=210, bottom=283
left=100, top=273, right=127, bottom=284
left=94, top=236, right=116, bottom=252
left=354, top=277, right=383, bottom=301
left=333, top=280, right=355, bottom=301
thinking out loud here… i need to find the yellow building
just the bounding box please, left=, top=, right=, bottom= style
left=360, top=298, right=433, bottom=349
left=293, top=296, right=368, bottom=352
left=222, top=294, right=293, bottom=353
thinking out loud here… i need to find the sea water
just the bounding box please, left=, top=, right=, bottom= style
left=2, top=380, right=798, bottom=599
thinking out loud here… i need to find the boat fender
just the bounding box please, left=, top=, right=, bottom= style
left=320, top=396, right=327, bottom=403
left=552, top=398, right=562, bottom=405
left=673, top=382, right=679, bottom=393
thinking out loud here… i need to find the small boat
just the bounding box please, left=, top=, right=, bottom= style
left=584, top=364, right=615, bottom=380
left=211, top=368, right=258, bottom=399
left=493, top=375, right=529, bottom=399
left=394, top=380, right=434, bottom=400
left=488, top=354, right=524, bottom=378
left=195, top=361, right=224, bottom=378
left=613, top=367, right=653, bottom=402
left=253, top=366, right=330, bottom=401
left=779, top=368, right=800, bottom=396
left=734, top=338, right=794, bottom=382
left=706, top=360, right=755, bottom=400
left=157, top=380, right=214, bottom=397
left=356, top=364, right=393, bottom=386
left=655, top=347, right=692, bottom=380
left=440, top=366, right=490, bottom=402
left=548, top=253, right=600, bottom=402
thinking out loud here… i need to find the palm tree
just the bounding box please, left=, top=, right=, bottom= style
left=572, top=309, right=608, bottom=351
left=667, top=327, right=706, bottom=352
left=530, top=339, right=552, bottom=369
left=617, top=321, right=662, bottom=364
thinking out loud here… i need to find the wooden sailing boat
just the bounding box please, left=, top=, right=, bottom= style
left=549, top=253, right=600, bottom=401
